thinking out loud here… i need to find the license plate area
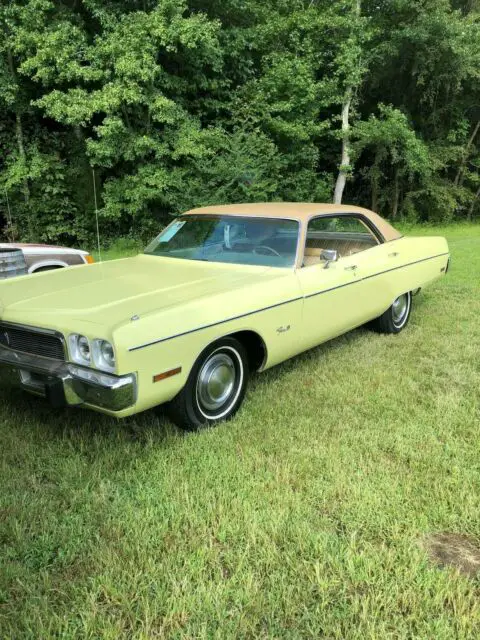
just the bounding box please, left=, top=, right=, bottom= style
left=19, top=369, right=55, bottom=394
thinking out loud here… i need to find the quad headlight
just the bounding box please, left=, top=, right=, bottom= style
left=68, top=334, right=116, bottom=373
left=69, top=334, right=91, bottom=366
left=92, top=339, right=116, bottom=373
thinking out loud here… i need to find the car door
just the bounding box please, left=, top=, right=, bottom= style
left=295, top=214, right=391, bottom=351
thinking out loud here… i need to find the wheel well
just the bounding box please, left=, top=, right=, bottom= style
left=230, top=330, right=267, bottom=372
left=33, top=265, right=64, bottom=273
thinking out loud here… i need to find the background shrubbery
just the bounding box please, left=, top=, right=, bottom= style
left=1, top=0, right=479, bottom=245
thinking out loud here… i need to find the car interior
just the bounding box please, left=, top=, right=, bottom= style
left=303, top=217, right=379, bottom=266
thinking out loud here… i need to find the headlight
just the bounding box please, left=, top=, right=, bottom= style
left=69, top=334, right=91, bottom=366
left=92, top=339, right=116, bottom=373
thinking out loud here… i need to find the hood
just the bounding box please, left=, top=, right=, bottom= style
left=0, top=254, right=278, bottom=330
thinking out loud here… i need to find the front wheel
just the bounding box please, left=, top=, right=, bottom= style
left=167, top=337, right=249, bottom=431
left=370, top=291, right=412, bottom=334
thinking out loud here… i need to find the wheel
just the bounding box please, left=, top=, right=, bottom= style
left=370, top=291, right=412, bottom=334
left=167, top=337, right=249, bottom=431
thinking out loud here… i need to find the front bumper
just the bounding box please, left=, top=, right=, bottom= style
left=0, top=345, right=136, bottom=412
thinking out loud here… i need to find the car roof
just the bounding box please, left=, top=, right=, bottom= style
left=184, top=203, right=402, bottom=242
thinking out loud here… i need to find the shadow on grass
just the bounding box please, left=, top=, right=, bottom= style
left=0, top=322, right=393, bottom=447
left=0, top=371, right=177, bottom=449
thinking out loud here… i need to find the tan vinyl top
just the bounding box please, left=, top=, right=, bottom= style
left=184, top=203, right=402, bottom=242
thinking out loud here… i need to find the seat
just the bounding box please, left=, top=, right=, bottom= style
left=303, top=247, right=325, bottom=266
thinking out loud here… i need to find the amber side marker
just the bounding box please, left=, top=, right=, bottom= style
left=85, top=255, right=95, bottom=264
left=153, top=367, right=182, bottom=383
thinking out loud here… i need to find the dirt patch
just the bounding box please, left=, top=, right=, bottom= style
left=422, top=532, right=480, bottom=578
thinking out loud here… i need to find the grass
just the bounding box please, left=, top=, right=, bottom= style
left=1, top=224, right=480, bottom=638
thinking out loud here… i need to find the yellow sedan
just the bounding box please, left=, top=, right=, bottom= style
left=0, top=203, right=449, bottom=430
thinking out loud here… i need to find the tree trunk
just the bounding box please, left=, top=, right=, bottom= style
left=333, top=0, right=361, bottom=205
left=333, top=89, right=352, bottom=204
left=392, top=168, right=400, bottom=219
left=371, top=151, right=380, bottom=211
left=7, top=48, right=31, bottom=221
left=454, top=119, right=480, bottom=187
left=15, top=113, right=30, bottom=207
left=371, top=177, right=378, bottom=212
left=467, top=184, right=480, bottom=220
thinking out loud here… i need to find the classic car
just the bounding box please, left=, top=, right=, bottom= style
left=0, top=203, right=449, bottom=430
left=0, top=242, right=94, bottom=274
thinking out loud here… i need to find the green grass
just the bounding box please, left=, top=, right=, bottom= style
left=1, top=224, right=480, bottom=638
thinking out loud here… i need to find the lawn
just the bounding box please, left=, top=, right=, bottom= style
left=1, top=224, right=480, bottom=638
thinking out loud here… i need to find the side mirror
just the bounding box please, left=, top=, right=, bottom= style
left=321, top=249, right=338, bottom=269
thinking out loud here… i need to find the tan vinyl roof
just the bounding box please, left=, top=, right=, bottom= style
left=184, top=203, right=402, bottom=242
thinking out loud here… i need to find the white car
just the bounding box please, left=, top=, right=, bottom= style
left=0, top=243, right=94, bottom=274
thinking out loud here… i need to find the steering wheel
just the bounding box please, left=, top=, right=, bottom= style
left=253, top=245, right=281, bottom=257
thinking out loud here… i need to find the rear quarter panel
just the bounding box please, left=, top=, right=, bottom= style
left=383, top=235, right=449, bottom=298
left=355, top=234, right=449, bottom=325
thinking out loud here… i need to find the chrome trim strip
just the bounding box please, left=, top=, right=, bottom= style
left=129, top=296, right=304, bottom=352
left=304, top=252, right=449, bottom=300
left=128, top=251, right=449, bottom=352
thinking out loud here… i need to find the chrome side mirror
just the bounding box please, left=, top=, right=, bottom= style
left=321, top=249, right=338, bottom=269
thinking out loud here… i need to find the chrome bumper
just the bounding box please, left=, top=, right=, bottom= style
left=0, top=345, right=136, bottom=412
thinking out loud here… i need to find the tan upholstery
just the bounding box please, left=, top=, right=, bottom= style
left=306, top=239, right=376, bottom=256
left=303, top=247, right=325, bottom=266
left=303, top=238, right=377, bottom=267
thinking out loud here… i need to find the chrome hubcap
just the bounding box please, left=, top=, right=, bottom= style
left=197, top=353, right=236, bottom=412
left=392, top=294, right=409, bottom=325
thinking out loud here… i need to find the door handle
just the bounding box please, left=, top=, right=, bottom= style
left=388, top=252, right=400, bottom=258
left=344, top=265, right=357, bottom=271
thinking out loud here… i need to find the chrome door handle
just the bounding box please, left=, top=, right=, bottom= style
left=344, top=265, right=357, bottom=271
left=388, top=252, right=399, bottom=258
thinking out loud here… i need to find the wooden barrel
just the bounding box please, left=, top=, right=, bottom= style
left=0, top=248, right=28, bottom=279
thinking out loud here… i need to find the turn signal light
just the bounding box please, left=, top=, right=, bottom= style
left=85, top=254, right=95, bottom=264
left=153, top=367, right=182, bottom=383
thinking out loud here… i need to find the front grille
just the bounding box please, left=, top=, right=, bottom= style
left=0, top=323, right=65, bottom=361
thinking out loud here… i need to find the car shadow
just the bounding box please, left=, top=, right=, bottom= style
left=0, top=322, right=389, bottom=445
left=251, top=324, right=369, bottom=387
left=0, top=371, right=177, bottom=447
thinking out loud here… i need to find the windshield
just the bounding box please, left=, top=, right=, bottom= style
left=144, top=215, right=299, bottom=268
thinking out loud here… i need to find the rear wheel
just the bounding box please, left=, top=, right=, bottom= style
left=370, top=291, right=412, bottom=334
left=167, top=337, right=249, bottom=431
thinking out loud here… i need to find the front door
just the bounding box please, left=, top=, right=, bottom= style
left=296, top=214, right=390, bottom=352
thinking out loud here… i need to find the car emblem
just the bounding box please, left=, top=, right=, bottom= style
left=277, top=325, right=291, bottom=334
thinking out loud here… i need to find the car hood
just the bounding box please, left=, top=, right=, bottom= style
left=0, top=254, right=282, bottom=330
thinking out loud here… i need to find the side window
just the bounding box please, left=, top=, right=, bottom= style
left=303, top=216, right=379, bottom=267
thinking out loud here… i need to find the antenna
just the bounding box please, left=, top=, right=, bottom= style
left=92, top=168, right=102, bottom=263
left=3, top=188, right=15, bottom=242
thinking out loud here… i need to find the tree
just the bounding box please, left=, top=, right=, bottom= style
left=333, top=0, right=370, bottom=204
left=353, top=105, right=431, bottom=218
left=0, top=0, right=479, bottom=244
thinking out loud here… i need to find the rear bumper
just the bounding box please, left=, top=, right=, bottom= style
left=0, top=345, right=136, bottom=412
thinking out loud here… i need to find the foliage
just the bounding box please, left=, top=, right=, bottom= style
left=0, top=0, right=479, bottom=243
